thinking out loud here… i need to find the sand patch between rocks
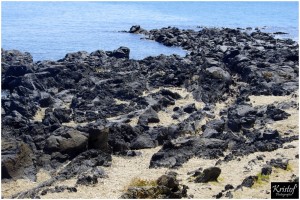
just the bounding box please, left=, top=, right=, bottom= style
left=1, top=169, right=52, bottom=198
left=62, top=121, right=89, bottom=128
left=40, top=147, right=169, bottom=199
left=272, top=107, right=299, bottom=136
left=1, top=179, right=38, bottom=198
left=175, top=140, right=299, bottom=199
left=249, top=93, right=299, bottom=137
left=32, top=107, right=47, bottom=122
left=114, top=98, right=130, bottom=105
left=249, top=94, right=296, bottom=107
left=127, top=116, right=139, bottom=127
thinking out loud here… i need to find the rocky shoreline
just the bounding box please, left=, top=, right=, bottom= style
left=1, top=25, right=299, bottom=199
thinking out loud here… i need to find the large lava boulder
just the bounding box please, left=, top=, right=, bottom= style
left=44, top=127, right=88, bottom=157
left=1, top=139, right=37, bottom=180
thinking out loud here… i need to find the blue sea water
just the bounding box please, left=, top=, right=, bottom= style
left=1, top=1, right=299, bottom=61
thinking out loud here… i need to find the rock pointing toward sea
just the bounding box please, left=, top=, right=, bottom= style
left=1, top=25, right=299, bottom=198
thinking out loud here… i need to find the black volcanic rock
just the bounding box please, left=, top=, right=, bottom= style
left=76, top=167, right=107, bottom=186
left=76, top=174, right=98, bottom=185
left=266, top=105, right=291, bottom=121
left=1, top=25, right=299, bottom=185
left=130, top=134, right=156, bottom=149
left=57, top=149, right=111, bottom=180
left=110, top=46, right=130, bottom=59
left=261, top=165, right=272, bottom=175
left=128, top=25, right=148, bottom=34
left=44, top=127, right=88, bottom=157
left=1, top=139, right=36, bottom=180
left=39, top=92, right=54, bottom=107
left=183, top=103, right=197, bottom=114
left=150, top=137, right=227, bottom=168
left=224, top=184, right=234, bottom=191
left=241, top=176, right=258, bottom=188
left=194, top=167, right=221, bottom=183
left=227, top=104, right=257, bottom=132
left=138, top=107, right=160, bottom=126
left=5, top=65, right=33, bottom=77
left=53, top=108, right=72, bottom=123
left=202, top=128, right=219, bottom=138
left=121, top=172, right=187, bottom=199
left=262, top=129, right=279, bottom=140
left=205, top=67, right=231, bottom=83
left=107, top=123, right=141, bottom=153
left=268, top=158, right=289, bottom=170
left=1, top=49, right=33, bottom=66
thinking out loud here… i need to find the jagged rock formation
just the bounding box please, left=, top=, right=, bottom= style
left=1, top=25, right=298, bottom=198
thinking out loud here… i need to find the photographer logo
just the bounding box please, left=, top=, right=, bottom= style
left=271, top=182, right=298, bottom=199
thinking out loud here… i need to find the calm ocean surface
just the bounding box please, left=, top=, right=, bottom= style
left=2, top=1, right=299, bottom=61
